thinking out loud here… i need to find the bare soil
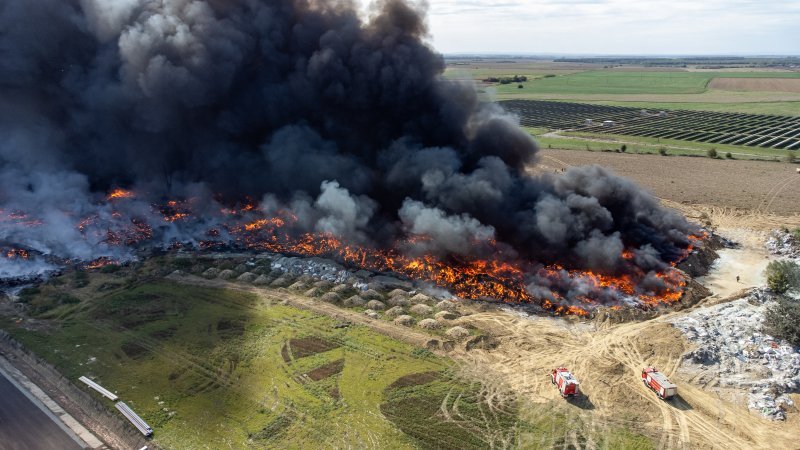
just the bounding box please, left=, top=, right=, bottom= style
left=710, top=77, right=800, bottom=93
left=534, top=149, right=800, bottom=216
left=454, top=311, right=797, bottom=450
left=305, top=359, right=344, bottom=381
left=288, top=336, right=339, bottom=359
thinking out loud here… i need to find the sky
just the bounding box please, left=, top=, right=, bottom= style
left=360, top=0, right=800, bottom=55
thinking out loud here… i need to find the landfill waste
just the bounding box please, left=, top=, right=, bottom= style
left=671, top=288, right=799, bottom=420
left=766, top=230, right=800, bottom=259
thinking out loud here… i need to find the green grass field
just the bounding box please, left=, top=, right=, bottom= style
left=525, top=127, right=795, bottom=161
left=448, top=63, right=800, bottom=115
left=5, top=280, right=459, bottom=449
left=0, top=264, right=657, bottom=449
left=494, top=71, right=800, bottom=96
left=498, top=71, right=714, bottom=95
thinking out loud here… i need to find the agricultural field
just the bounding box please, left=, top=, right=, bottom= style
left=0, top=264, right=656, bottom=449
left=532, top=149, right=800, bottom=215
left=445, top=58, right=800, bottom=116
left=503, top=100, right=800, bottom=154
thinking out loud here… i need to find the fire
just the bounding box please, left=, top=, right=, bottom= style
left=227, top=211, right=692, bottom=315
left=107, top=189, right=135, bottom=201
left=4, top=248, right=30, bottom=259
left=84, top=257, right=119, bottom=270
left=7, top=189, right=701, bottom=317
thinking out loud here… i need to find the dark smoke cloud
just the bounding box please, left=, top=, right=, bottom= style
left=0, top=0, right=699, bottom=293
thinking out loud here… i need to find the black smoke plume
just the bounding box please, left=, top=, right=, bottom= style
left=0, top=0, right=699, bottom=302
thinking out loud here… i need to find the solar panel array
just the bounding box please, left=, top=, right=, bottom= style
left=502, top=100, right=800, bottom=150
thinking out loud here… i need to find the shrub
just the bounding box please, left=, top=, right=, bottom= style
left=659, top=147, right=668, bottom=156
left=786, top=151, right=796, bottom=163
left=707, top=148, right=718, bottom=158
left=764, top=260, right=800, bottom=294
left=725, top=152, right=733, bottom=159
left=763, top=298, right=800, bottom=347
left=517, top=84, right=524, bottom=89
left=620, top=144, right=627, bottom=152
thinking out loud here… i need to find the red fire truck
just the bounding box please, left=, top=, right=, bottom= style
left=641, top=367, right=677, bottom=400
left=551, top=367, right=580, bottom=398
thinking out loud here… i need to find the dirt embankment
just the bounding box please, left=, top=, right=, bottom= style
left=710, top=78, right=800, bottom=93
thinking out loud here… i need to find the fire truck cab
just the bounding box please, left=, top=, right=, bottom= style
left=551, top=367, right=580, bottom=398
left=642, top=367, right=677, bottom=400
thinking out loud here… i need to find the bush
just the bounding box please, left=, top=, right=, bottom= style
left=764, top=260, right=800, bottom=294
left=786, top=151, right=796, bottom=163
left=517, top=84, right=524, bottom=89
left=707, top=148, right=718, bottom=158
left=620, top=144, right=627, bottom=153
left=659, top=147, right=668, bottom=156
left=725, top=152, right=733, bottom=159
left=763, top=298, right=800, bottom=347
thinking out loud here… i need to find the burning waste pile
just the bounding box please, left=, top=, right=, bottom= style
left=671, top=289, right=799, bottom=420
left=0, top=0, right=704, bottom=315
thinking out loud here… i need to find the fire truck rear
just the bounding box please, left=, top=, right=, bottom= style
left=551, top=367, right=579, bottom=398
left=641, top=367, right=677, bottom=400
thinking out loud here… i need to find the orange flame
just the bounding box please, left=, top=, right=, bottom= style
left=63, top=192, right=701, bottom=316
left=107, top=189, right=135, bottom=201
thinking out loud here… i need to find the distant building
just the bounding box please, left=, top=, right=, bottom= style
left=603, top=120, right=615, bottom=127
left=585, top=119, right=594, bottom=126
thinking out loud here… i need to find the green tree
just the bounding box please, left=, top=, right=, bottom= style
left=764, top=260, right=800, bottom=294
left=707, top=148, right=718, bottom=158
left=763, top=298, right=800, bottom=347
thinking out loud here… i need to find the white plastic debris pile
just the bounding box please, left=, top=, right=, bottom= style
left=765, top=230, right=800, bottom=259
left=269, top=256, right=354, bottom=285
left=671, top=289, right=800, bottom=421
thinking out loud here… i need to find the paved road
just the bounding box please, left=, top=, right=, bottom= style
left=0, top=371, right=83, bottom=450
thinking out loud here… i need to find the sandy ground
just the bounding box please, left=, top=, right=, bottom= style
left=534, top=149, right=800, bottom=216
left=709, top=78, right=800, bottom=93
left=455, top=310, right=798, bottom=450
left=695, top=247, right=769, bottom=298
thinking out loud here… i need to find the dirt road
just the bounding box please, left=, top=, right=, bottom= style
left=456, top=311, right=797, bottom=450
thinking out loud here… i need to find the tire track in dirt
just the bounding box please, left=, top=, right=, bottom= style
left=454, top=311, right=796, bottom=450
